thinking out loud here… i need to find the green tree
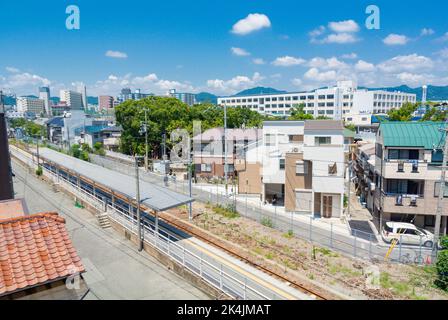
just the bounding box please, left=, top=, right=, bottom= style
left=288, top=103, right=314, bottom=120
left=421, top=107, right=447, bottom=122
left=435, top=236, right=448, bottom=291
left=115, top=97, right=263, bottom=157
left=387, top=102, right=419, bottom=121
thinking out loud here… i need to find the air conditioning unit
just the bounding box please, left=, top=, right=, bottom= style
left=292, top=147, right=299, bottom=153
left=370, top=183, right=375, bottom=191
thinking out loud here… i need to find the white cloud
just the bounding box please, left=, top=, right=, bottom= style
left=421, top=28, right=435, bottom=36
left=383, top=34, right=409, bottom=46
left=0, top=71, right=54, bottom=96
left=291, top=78, right=303, bottom=87
left=308, top=57, right=348, bottom=70
left=5, top=67, right=20, bottom=73
left=328, top=20, right=360, bottom=33
left=309, top=26, right=326, bottom=37
left=355, top=60, right=376, bottom=72
left=436, top=48, right=448, bottom=59
left=105, top=50, right=128, bottom=59
left=304, top=68, right=337, bottom=82
left=378, top=54, right=434, bottom=73
left=437, top=32, right=448, bottom=42
left=341, top=53, right=358, bottom=60
left=322, top=33, right=359, bottom=44
left=231, top=47, right=251, bottom=56
left=231, top=13, right=271, bottom=35
left=272, top=56, right=306, bottom=67
left=396, top=72, right=431, bottom=86
left=252, top=58, right=266, bottom=65
left=206, top=72, right=264, bottom=95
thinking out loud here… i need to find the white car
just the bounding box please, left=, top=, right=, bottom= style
left=382, top=222, right=435, bottom=248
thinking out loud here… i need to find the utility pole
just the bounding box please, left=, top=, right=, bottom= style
left=135, top=156, right=143, bottom=252
left=434, top=121, right=448, bottom=251
left=223, top=104, right=228, bottom=197
left=187, top=137, right=193, bottom=220
left=144, top=109, right=149, bottom=171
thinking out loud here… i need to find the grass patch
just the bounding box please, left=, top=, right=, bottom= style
left=283, top=230, right=294, bottom=239
left=212, top=204, right=240, bottom=219
left=328, top=263, right=362, bottom=277
left=315, top=247, right=339, bottom=257
left=261, top=217, right=274, bottom=228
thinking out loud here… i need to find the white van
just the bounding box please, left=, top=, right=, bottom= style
left=382, top=222, right=435, bottom=248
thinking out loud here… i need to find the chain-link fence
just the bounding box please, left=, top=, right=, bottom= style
left=88, top=154, right=438, bottom=265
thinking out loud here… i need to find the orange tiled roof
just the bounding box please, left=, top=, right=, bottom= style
left=0, top=212, right=85, bottom=296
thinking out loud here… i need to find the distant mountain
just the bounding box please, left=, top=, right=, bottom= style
left=195, top=92, right=217, bottom=104
left=235, top=87, right=287, bottom=96
left=365, top=85, right=448, bottom=101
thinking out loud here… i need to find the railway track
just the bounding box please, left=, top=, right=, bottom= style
left=10, top=144, right=335, bottom=300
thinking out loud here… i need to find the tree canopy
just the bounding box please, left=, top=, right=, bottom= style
left=288, top=104, right=314, bottom=120
left=387, top=102, right=419, bottom=121
left=114, top=97, right=264, bottom=157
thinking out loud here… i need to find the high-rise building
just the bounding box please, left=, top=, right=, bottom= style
left=16, top=97, right=45, bottom=115
left=39, top=86, right=51, bottom=116
left=60, top=90, right=83, bottom=110
left=169, top=89, right=196, bottom=106
left=117, top=88, right=153, bottom=103
left=99, top=95, right=114, bottom=110
left=80, top=85, right=88, bottom=110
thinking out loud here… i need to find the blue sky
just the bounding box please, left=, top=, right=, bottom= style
left=1, top=0, right=447, bottom=96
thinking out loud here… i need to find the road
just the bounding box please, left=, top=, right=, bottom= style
left=11, top=146, right=316, bottom=300
left=90, top=153, right=435, bottom=265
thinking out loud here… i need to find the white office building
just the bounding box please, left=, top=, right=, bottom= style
left=60, top=90, right=83, bottom=110
left=217, top=81, right=417, bottom=120
left=16, top=97, right=45, bottom=115
left=39, top=86, right=51, bottom=115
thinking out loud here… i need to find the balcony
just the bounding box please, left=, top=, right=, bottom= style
left=383, top=159, right=429, bottom=179
left=382, top=193, right=424, bottom=215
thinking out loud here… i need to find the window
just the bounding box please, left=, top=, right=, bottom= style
left=326, top=102, right=334, bottom=107
left=285, top=96, right=291, bottom=101
left=425, top=215, right=435, bottom=227
left=434, top=182, right=448, bottom=198
left=432, top=150, right=443, bottom=163
left=272, top=97, right=277, bottom=101
left=265, top=97, right=270, bottom=102
left=308, top=95, right=314, bottom=100
left=201, top=163, right=212, bottom=172
left=327, top=94, right=334, bottom=99
left=289, top=134, right=303, bottom=143
left=292, top=96, right=299, bottom=101
left=265, top=134, right=275, bottom=146
left=279, top=159, right=285, bottom=170
left=328, top=162, right=337, bottom=175
left=300, top=96, right=306, bottom=100
left=388, top=149, right=419, bottom=160
left=318, top=95, right=326, bottom=100
left=315, top=136, right=331, bottom=145
left=296, top=160, right=307, bottom=174
left=279, top=97, right=284, bottom=101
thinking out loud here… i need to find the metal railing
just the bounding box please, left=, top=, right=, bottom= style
left=36, top=158, right=285, bottom=300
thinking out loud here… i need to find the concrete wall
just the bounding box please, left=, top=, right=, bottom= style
left=237, top=162, right=262, bottom=194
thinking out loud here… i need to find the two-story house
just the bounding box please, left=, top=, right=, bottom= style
left=236, top=120, right=346, bottom=218
left=373, top=122, right=448, bottom=233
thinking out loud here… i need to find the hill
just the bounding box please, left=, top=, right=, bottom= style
left=195, top=92, right=217, bottom=104
left=235, top=87, right=287, bottom=96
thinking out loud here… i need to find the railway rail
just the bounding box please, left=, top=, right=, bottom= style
left=10, top=144, right=335, bottom=300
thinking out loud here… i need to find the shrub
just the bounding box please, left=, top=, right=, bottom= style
left=435, top=246, right=448, bottom=291
left=35, top=166, right=43, bottom=176
left=261, top=217, right=273, bottom=228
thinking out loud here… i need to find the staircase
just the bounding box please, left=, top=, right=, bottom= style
left=96, top=212, right=111, bottom=229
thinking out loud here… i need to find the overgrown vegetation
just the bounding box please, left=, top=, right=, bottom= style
left=9, top=118, right=45, bottom=137
left=261, top=217, right=274, bottom=228
left=435, top=236, right=448, bottom=291
left=212, top=204, right=240, bottom=219
left=70, top=144, right=90, bottom=162
left=35, top=166, right=43, bottom=176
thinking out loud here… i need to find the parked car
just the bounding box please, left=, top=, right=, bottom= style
left=382, top=222, right=435, bottom=248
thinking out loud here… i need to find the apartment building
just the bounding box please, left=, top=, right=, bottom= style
left=169, top=89, right=196, bottom=106
left=99, top=95, right=114, bottom=110
left=236, top=120, right=346, bottom=218
left=16, top=96, right=45, bottom=116
left=193, top=128, right=262, bottom=180
left=369, top=122, right=448, bottom=233
left=38, top=86, right=51, bottom=115
left=60, top=90, right=83, bottom=110
left=217, top=81, right=416, bottom=120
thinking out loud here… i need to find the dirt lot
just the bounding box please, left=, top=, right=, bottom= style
left=170, top=202, right=448, bottom=300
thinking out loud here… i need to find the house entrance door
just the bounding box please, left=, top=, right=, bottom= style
left=322, top=195, right=333, bottom=218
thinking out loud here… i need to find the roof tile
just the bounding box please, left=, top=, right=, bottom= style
left=0, top=212, right=85, bottom=297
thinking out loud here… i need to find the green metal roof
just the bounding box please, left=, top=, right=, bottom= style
left=380, top=122, right=446, bottom=149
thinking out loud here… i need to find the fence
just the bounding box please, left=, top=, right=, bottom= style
left=32, top=154, right=289, bottom=300
left=87, top=153, right=437, bottom=265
